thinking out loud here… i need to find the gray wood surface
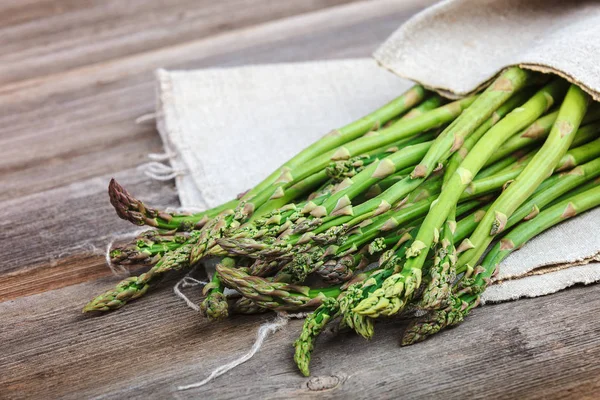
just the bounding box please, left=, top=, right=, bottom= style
left=1, top=0, right=598, bottom=399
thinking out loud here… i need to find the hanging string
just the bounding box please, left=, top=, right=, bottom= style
left=173, top=276, right=208, bottom=311
left=135, top=112, right=157, bottom=124
left=177, top=312, right=308, bottom=391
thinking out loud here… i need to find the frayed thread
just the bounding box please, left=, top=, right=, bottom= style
left=140, top=161, right=186, bottom=181
left=148, top=151, right=177, bottom=161
left=164, top=205, right=207, bottom=214
left=135, top=112, right=157, bottom=124
left=173, top=276, right=208, bottom=311
left=177, top=312, right=308, bottom=391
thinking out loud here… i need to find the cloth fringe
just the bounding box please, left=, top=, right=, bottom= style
left=139, top=161, right=186, bottom=181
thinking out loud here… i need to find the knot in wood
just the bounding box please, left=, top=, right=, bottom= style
left=306, top=375, right=341, bottom=391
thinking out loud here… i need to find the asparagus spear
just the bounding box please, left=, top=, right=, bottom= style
left=318, top=68, right=532, bottom=228
left=464, top=156, right=600, bottom=263
left=83, top=238, right=197, bottom=312
left=219, top=184, right=485, bottom=264
left=294, top=298, right=340, bottom=376
left=485, top=103, right=600, bottom=165
left=188, top=97, right=478, bottom=265
left=398, top=95, right=444, bottom=120
left=454, top=154, right=600, bottom=248
left=318, top=90, right=528, bottom=219
left=109, top=230, right=191, bottom=265
left=108, top=179, right=234, bottom=231
left=216, top=263, right=341, bottom=311
left=419, top=88, right=536, bottom=309
left=241, top=85, right=430, bottom=207
left=239, top=96, right=476, bottom=221
left=200, top=262, right=231, bottom=320
left=419, top=208, right=457, bottom=310
left=317, top=253, right=371, bottom=284
left=337, top=282, right=375, bottom=339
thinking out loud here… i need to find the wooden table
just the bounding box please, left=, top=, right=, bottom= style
left=2, top=1, right=599, bottom=398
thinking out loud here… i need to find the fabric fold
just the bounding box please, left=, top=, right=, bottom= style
left=374, top=0, right=600, bottom=101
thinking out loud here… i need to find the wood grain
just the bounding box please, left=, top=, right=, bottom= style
left=3, top=0, right=599, bottom=399
left=0, top=0, right=430, bottom=201
left=1, top=277, right=599, bottom=399
left=0, top=0, right=361, bottom=85
left=0, top=168, right=176, bottom=301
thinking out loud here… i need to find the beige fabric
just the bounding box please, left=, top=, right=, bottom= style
left=155, top=60, right=412, bottom=209
left=375, top=0, right=600, bottom=101
left=482, top=208, right=600, bottom=303
left=155, top=60, right=600, bottom=303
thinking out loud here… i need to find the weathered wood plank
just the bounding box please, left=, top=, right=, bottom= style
left=0, top=168, right=175, bottom=300
left=0, top=0, right=432, bottom=201
left=1, top=279, right=599, bottom=399
left=0, top=0, right=361, bottom=85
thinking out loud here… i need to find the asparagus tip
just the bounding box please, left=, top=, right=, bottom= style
left=108, top=179, right=157, bottom=226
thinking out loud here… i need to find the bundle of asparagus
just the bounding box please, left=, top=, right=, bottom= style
left=86, top=67, right=600, bottom=376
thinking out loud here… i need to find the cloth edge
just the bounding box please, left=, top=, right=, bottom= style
left=155, top=68, right=211, bottom=209
left=482, top=262, right=600, bottom=304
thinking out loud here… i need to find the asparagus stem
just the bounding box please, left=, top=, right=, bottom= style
left=235, top=70, right=532, bottom=260
left=318, top=140, right=434, bottom=217
left=277, top=199, right=481, bottom=284
left=189, top=98, right=478, bottom=264
left=457, top=84, right=590, bottom=270
left=398, top=95, right=444, bottom=121
left=556, top=135, right=600, bottom=171
left=468, top=156, right=600, bottom=266
left=444, top=88, right=534, bottom=181
left=485, top=106, right=600, bottom=166
left=418, top=89, right=534, bottom=308
left=468, top=128, right=600, bottom=198
left=455, top=154, right=600, bottom=246
left=474, top=184, right=600, bottom=287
